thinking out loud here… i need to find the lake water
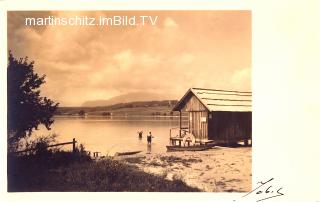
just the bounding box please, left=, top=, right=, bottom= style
left=34, top=116, right=184, bottom=156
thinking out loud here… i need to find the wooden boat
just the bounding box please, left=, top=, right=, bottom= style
left=166, top=145, right=213, bottom=152
left=114, top=150, right=142, bottom=156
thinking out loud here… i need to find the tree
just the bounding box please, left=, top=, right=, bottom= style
left=78, top=110, right=86, bottom=116
left=102, top=112, right=111, bottom=116
left=7, top=51, right=59, bottom=152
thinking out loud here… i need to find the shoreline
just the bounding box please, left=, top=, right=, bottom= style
left=114, top=146, right=252, bottom=192
left=53, top=115, right=187, bottom=119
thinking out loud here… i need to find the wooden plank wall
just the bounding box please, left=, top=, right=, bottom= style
left=189, top=111, right=208, bottom=139
left=208, top=111, right=252, bottom=144
left=184, top=95, right=207, bottom=111
left=182, top=95, right=208, bottom=139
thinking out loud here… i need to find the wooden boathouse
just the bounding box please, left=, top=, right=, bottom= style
left=170, top=88, right=252, bottom=146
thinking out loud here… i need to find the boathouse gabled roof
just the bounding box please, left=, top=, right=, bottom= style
left=172, top=88, right=252, bottom=112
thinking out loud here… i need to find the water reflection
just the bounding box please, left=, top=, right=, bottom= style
left=147, top=144, right=152, bottom=154
left=34, top=116, right=180, bottom=155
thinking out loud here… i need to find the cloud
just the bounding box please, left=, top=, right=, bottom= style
left=163, top=17, right=178, bottom=28
left=113, top=50, right=133, bottom=71
left=178, top=53, right=195, bottom=65
left=231, top=67, right=251, bottom=90
left=8, top=11, right=251, bottom=106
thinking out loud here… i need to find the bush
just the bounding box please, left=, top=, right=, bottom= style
left=23, top=133, right=58, bottom=156
left=8, top=143, right=92, bottom=192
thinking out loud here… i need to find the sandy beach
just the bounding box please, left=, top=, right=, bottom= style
left=114, top=146, right=252, bottom=192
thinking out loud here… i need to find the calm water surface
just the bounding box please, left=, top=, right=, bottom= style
left=34, top=116, right=182, bottom=155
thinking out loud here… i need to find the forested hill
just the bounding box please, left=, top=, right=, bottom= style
left=82, top=92, right=178, bottom=107
left=55, top=100, right=179, bottom=116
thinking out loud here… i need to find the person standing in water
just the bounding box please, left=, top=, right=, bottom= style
left=147, top=131, right=153, bottom=145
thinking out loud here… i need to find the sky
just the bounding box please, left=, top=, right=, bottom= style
left=8, top=11, right=251, bottom=106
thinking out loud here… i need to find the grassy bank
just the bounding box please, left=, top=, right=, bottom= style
left=8, top=154, right=199, bottom=192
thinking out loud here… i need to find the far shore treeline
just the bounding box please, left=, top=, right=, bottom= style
left=55, top=100, right=181, bottom=116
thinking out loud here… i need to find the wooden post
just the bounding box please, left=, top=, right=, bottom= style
left=179, top=110, right=182, bottom=138
left=93, top=152, right=100, bottom=157
left=72, top=138, right=76, bottom=153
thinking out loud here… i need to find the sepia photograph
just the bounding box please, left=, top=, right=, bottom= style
left=7, top=10, right=252, bottom=192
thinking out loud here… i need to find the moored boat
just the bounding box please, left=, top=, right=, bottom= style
left=114, top=150, right=142, bottom=156
left=166, top=145, right=213, bottom=152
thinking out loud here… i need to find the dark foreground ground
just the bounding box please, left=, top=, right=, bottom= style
left=7, top=153, right=199, bottom=192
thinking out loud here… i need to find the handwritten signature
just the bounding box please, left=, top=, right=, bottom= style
left=234, top=178, right=284, bottom=202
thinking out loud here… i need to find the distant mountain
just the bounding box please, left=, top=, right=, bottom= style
left=82, top=92, right=178, bottom=107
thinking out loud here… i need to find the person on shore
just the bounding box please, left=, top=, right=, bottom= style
left=147, top=132, right=153, bottom=145
left=137, top=131, right=143, bottom=139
